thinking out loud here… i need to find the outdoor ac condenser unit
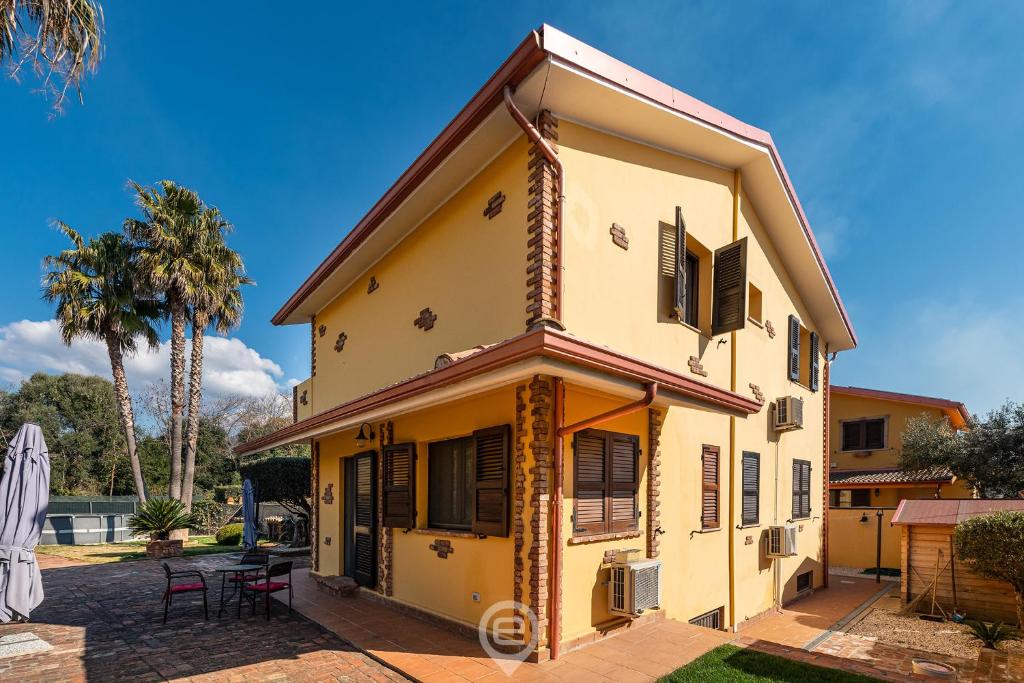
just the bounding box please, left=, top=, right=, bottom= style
left=766, top=525, right=798, bottom=558
left=608, top=550, right=661, bottom=617
left=773, top=396, right=804, bottom=431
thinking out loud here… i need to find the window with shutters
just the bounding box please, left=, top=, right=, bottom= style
left=741, top=452, right=760, bottom=526
left=426, top=425, right=511, bottom=536
left=787, top=315, right=820, bottom=392
left=659, top=215, right=710, bottom=333
left=428, top=437, right=473, bottom=530
left=573, top=429, right=640, bottom=538
left=840, top=418, right=887, bottom=451
left=830, top=488, right=872, bottom=508
left=701, top=445, right=720, bottom=529
left=792, top=459, right=811, bottom=520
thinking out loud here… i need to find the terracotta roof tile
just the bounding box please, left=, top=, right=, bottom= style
left=829, top=466, right=954, bottom=486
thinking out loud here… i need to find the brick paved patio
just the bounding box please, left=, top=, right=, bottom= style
left=0, top=553, right=406, bottom=682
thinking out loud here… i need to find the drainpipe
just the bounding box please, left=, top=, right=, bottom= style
left=727, top=169, right=741, bottom=629
left=503, top=84, right=565, bottom=323
left=549, top=380, right=658, bottom=660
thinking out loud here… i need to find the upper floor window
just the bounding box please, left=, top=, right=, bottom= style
left=841, top=418, right=886, bottom=451
left=681, top=251, right=699, bottom=327
left=787, top=315, right=820, bottom=391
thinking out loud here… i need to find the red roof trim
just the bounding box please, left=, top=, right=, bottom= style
left=831, top=385, right=970, bottom=428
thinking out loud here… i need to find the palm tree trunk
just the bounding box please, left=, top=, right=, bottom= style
left=105, top=331, right=147, bottom=502
left=168, top=299, right=186, bottom=500
left=181, top=311, right=207, bottom=511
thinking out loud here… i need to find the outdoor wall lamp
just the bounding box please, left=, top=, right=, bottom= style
left=859, top=513, right=869, bottom=524
left=355, top=422, right=375, bottom=449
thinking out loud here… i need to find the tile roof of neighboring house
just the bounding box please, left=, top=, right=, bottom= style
left=829, top=466, right=955, bottom=487
left=892, top=499, right=1024, bottom=526
left=830, top=385, right=970, bottom=429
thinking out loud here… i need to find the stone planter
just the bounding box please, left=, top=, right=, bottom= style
left=146, top=539, right=183, bottom=559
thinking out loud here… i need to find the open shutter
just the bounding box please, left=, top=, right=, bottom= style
left=610, top=433, right=640, bottom=532
left=787, top=315, right=801, bottom=381
left=673, top=206, right=688, bottom=322
left=711, top=237, right=747, bottom=335
left=809, top=331, right=820, bottom=392
left=472, top=424, right=510, bottom=537
left=741, top=452, right=759, bottom=526
left=574, top=430, right=608, bottom=535
left=383, top=442, right=416, bottom=528
left=701, top=445, right=720, bottom=529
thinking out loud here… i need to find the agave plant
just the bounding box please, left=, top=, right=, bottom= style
left=128, top=498, right=195, bottom=541
left=965, top=619, right=1020, bottom=649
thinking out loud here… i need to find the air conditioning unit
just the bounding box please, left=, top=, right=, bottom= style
left=608, top=550, right=661, bottom=617
left=766, top=525, right=798, bottom=558
left=773, top=397, right=804, bottom=431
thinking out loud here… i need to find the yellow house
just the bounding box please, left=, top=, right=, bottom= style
left=827, top=385, right=972, bottom=571
left=238, top=25, right=857, bottom=660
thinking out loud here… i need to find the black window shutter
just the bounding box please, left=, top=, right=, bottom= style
left=711, top=237, right=747, bottom=335
left=865, top=420, right=885, bottom=450
left=788, top=315, right=801, bottom=381
left=810, top=331, right=820, bottom=392
left=841, top=422, right=861, bottom=451
left=673, top=206, right=688, bottom=323
left=471, top=425, right=510, bottom=537
left=701, top=445, right=720, bottom=529
left=741, top=452, right=760, bottom=526
left=574, top=430, right=608, bottom=535
left=609, top=433, right=640, bottom=532
left=791, top=459, right=811, bottom=519
left=383, top=442, right=416, bottom=528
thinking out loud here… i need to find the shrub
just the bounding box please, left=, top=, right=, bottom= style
left=215, top=523, right=244, bottom=546
left=965, top=620, right=1020, bottom=649
left=128, top=498, right=194, bottom=541
left=955, top=511, right=1024, bottom=627
left=213, top=484, right=242, bottom=503
left=190, top=499, right=223, bottom=535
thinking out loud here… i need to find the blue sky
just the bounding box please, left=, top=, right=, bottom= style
left=2, top=2, right=1023, bottom=414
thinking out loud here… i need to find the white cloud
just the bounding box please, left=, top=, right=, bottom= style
left=0, top=319, right=285, bottom=398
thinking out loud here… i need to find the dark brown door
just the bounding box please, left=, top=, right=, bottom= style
left=344, top=452, right=377, bottom=587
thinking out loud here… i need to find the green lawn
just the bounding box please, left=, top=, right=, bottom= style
left=36, top=536, right=243, bottom=564
left=660, top=645, right=880, bottom=682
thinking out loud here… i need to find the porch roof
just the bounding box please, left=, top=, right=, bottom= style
left=234, top=326, right=761, bottom=456
left=828, top=466, right=955, bottom=489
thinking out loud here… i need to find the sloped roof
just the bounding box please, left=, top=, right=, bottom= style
left=831, top=385, right=970, bottom=429
left=829, top=467, right=954, bottom=487
left=892, top=499, right=1024, bottom=526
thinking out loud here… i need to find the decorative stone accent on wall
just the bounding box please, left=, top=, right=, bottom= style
left=745, top=535, right=753, bottom=545
left=311, top=440, right=320, bottom=573
left=321, top=483, right=334, bottom=505
left=609, top=223, right=629, bottom=250
left=483, top=191, right=506, bottom=219
left=647, top=408, right=664, bottom=559
left=324, top=536, right=331, bottom=546
left=429, top=539, right=454, bottom=558
left=528, top=375, right=553, bottom=646
left=414, top=308, right=437, bottom=331
left=310, top=316, right=317, bottom=377
left=367, top=276, right=379, bottom=294
left=299, top=390, right=308, bottom=406
left=377, top=420, right=395, bottom=596
left=748, top=384, right=765, bottom=405
left=318, top=324, right=327, bottom=338
left=334, top=332, right=347, bottom=352
left=513, top=384, right=527, bottom=608
left=765, top=320, right=776, bottom=339
left=688, top=356, right=708, bottom=377
left=602, top=549, right=619, bottom=565
left=525, top=111, right=559, bottom=329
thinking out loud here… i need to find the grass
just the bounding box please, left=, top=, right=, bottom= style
left=36, top=536, right=244, bottom=564
left=659, top=645, right=881, bottom=682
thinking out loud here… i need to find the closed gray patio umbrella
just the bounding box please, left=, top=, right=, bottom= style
left=0, top=424, right=50, bottom=623
left=242, top=478, right=257, bottom=550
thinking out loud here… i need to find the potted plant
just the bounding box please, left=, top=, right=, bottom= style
left=128, top=498, right=195, bottom=558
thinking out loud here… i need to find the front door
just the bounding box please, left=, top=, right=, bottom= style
left=344, top=452, right=377, bottom=587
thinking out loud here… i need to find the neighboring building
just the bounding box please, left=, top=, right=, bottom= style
left=827, top=385, right=972, bottom=571
left=238, top=25, right=857, bottom=660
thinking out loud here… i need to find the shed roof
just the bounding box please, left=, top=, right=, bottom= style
left=891, top=499, right=1024, bottom=526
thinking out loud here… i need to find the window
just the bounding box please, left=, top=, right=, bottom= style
left=787, top=315, right=820, bottom=391
left=701, top=445, right=720, bottom=529
left=573, top=429, right=640, bottom=537
left=689, top=607, right=724, bottom=630
left=428, top=437, right=473, bottom=530
left=682, top=251, right=699, bottom=327
left=741, top=452, right=760, bottom=525
left=748, top=283, right=763, bottom=325
left=796, top=570, right=813, bottom=593
left=660, top=208, right=710, bottom=331
left=841, top=418, right=886, bottom=451
left=830, top=489, right=871, bottom=508
left=792, top=459, right=811, bottom=519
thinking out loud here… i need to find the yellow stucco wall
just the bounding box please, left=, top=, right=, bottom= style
left=309, top=138, right=529, bottom=413
left=830, top=394, right=953, bottom=471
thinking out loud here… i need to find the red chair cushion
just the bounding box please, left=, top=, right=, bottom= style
left=245, top=581, right=288, bottom=592
left=228, top=573, right=262, bottom=582
left=169, top=582, right=205, bottom=593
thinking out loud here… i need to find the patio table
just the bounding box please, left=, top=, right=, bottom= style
left=214, top=563, right=264, bottom=618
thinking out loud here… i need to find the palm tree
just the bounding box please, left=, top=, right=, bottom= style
left=43, top=224, right=158, bottom=501
left=180, top=208, right=251, bottom=509
left=1, top=0, right=104, bottom=110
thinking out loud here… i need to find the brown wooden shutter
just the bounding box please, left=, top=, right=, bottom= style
left=610, top=433, right=640, bottom=532
left=673, top=205, right=688, bottom=322
left=471, top=424, right=510, bottom=537
left=383, top=442, right=416, bottom=528
left=787, top=315, right=801, bottom=381
left=711, top=237, right=747, bottom=335
left=574, top=430, right=608, bottom=535
left=810, top=331, right=820, bottom=392
left=865, top=419, right=885, bottom=450
left=701, top=445, right=720, bottom=529
left=741, top=451, right=759, bottom=526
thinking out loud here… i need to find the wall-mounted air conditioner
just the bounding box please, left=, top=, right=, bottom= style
left=773, top=397, right=804, bottom=431
left=608, top=550, right=661, bottom=617
left=766, top=525, right=798, bottom=557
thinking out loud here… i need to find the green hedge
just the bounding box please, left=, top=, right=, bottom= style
left=215, top=523, right=244, bottom=546
left=213, top=484, right=242, bottom=503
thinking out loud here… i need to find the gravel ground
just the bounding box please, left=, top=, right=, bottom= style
left=848, top=608, right=1024, bottom=659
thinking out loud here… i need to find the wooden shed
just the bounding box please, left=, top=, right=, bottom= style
left=892, top=499, right=1024, bottom=624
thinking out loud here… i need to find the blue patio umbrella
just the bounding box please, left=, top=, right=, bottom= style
left=0, top=424, right=50, bottom=622
left=242, top=478, right=257, bottom=550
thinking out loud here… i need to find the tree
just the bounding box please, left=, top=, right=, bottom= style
left=43, top=225, right=159, bottom=501
left=955, top=511, right=1024, bottom=627
left=239, top=455, right=311, bottom=546
left=1, top=0, right=104, bottom=111
left=902, top=401, right=1024, bottom=498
